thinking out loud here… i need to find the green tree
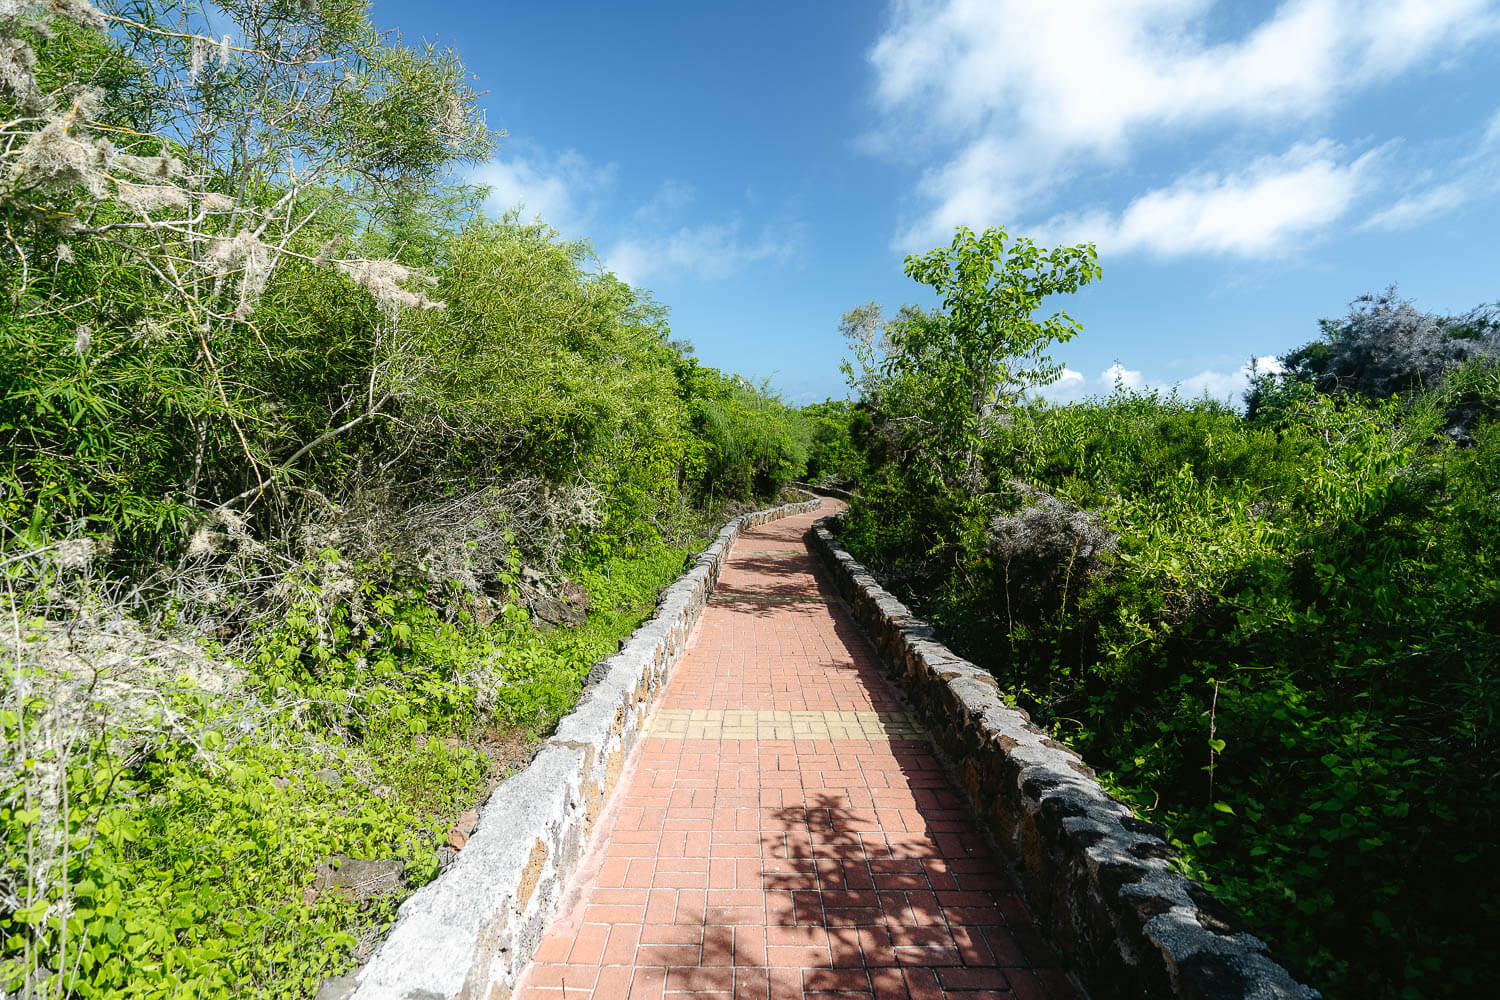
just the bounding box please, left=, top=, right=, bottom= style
left=0, top=0, right=492, bottom=558
left=887, top=225, right=1099, bottom=489
left=800, top=399, right=865, bottom=486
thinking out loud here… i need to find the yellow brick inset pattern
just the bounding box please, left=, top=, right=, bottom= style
left=644, top=708, right=923, bottom=741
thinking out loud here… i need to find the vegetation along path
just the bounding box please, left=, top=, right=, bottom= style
left=514, top=505, right=1084, bottom=1000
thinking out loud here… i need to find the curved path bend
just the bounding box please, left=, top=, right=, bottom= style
left=515, top=505, right=1085, bottom=1000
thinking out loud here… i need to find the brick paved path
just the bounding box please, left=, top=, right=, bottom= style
left=515, top=506, right=1085, bottom=1000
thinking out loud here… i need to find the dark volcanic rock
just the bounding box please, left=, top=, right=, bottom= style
left=313, top=856, right=405, bottom=901
left=522, top=570, right=590, bottom=628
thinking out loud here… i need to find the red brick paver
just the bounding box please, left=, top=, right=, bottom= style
left=515, top=506, right=1085, bottom=1000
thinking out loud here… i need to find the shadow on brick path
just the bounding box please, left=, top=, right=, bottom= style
left=515, top=507, right=1086, bottom=1000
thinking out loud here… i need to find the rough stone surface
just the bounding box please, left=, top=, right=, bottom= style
left=315, top=974, right=360, bottom=1000
left=789, top=480, right=854, bottom=500
left=807, top=513, right=1321, bottom=1000
left=520, top=569, right=590, bottom=629
left=335, top=496, right=821, bottom=1000
left=314, top=857, right=405, bottom=902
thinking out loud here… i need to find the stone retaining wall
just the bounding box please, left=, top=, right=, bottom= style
left=808, top=514, right=1320, bottom=1000
left=789, top=481, right=853, bottom=501
left=332, top=496, right=822, bottom=1000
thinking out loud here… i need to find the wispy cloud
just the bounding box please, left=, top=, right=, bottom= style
left=1035, top=357, right=1285, bottom=405
left=632, top=180, right=697, bottom=226
left=472, top=148, right=617, bottom=235
left=472, top=150, right=802, bottom=286
left=870, top=0, right=1499, bottom=251
left=1362, top=182, right=1469, bottom=231
left=1360, top=107, right=1500, bottom=231
left=604, top=221, right=802, bottom=285
left=1485, top=106, right=1500, bottom=147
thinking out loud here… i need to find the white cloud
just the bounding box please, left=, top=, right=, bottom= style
left=1034, top=356, right=1284, bottom=405
left=633, top=180, right=696, bottom=226
left=1179, top=355, right=1285, bottom=398
left=472, top=149, right=617, bottom=236
left=1039, top=142, right=1380, bottom=257
left=604, top=221, right=802, bottom=285
left=1360, top=109, right=1500, bottom=230
left=1361, top=182, right=1469, bottom=231
left=897, top=135, right=1050, bottom=250
left=871, top=0, right=1499, bottom=250
left=1484, top=106, right=1500, bottom=147
left=473, top=149, right=802, bottom=286
left=1102, top=362, right=1148, bottom=391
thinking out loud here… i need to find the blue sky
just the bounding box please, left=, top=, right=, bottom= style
left=374, top=0, right=1500, bottom=405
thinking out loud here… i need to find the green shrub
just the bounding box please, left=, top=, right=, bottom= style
left=677, top=362, right=809, bottom=503
left=1, top=535, right=708, bottom=998
left=845, top=379, right=1500, bottom=998
left=799, top=399, right=867, bottom=486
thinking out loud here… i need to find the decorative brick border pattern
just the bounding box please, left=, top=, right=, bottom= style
left=333, top=496, right=822, bottom=1000
left=808, top=514, right=1321, bottom=1000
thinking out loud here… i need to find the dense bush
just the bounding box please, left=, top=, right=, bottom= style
left=1, top=537, right=707, bottom=998
left=798, top=399, right=867, bottom=487
left=0, top=3, right=808, bottom=996
left=1248, top=287, right=1499, bottom=437
left=677, top=362, right=809, bottom=504
left=838, top=234, right=1500, bottom=998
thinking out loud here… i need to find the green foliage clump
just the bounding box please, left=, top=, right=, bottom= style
left=1, top=537, right=706, bottom=998
left=839, top=240, right=1500, bottom=996
left=677, top=361, right=809, bottom=505
left=835, top=224, right=1099, bottom=581
left=799, top=399, right=867, bottom=487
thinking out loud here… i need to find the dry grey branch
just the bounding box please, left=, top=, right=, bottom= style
left=987, top=480, right=1118, bottom=618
